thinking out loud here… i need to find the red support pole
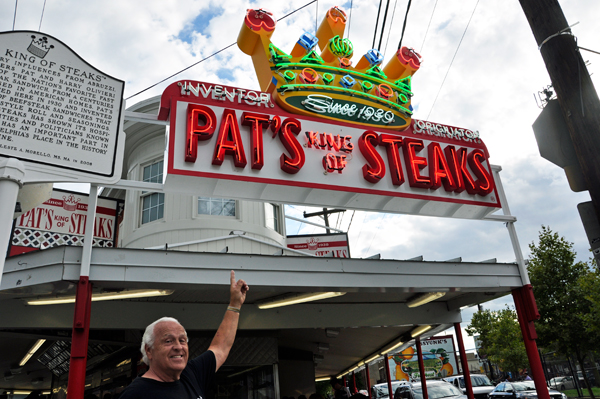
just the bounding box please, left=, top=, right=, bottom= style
left=512, top=285, right=549, bottom=399
left=352, top=371, right=357, bottom=394
left=454, top=323, right=474, bottom=399
left=366, top=363, right=372, bottom=399
left=66, top=276, right=92, bottom=399
left=384, top=353, right=393, bottom=399
left=416, top=338, right=428, bottom=399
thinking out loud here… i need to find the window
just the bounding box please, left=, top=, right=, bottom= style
left=198, top=197, right=236, bottom=217
left=265, top=203, right=280, bottom=232
left=141, top=160, right=164, bottom=224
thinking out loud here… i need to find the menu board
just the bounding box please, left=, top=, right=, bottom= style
left=0, top=31, right=125, bottom=183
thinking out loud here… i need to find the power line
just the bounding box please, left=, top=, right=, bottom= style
left=372, top=0, right=384, bottom=49
left=426, top=0, right=480, bottom=121
left=397, top=0, right=412, bottom=50
left=347, top=0, right=353, bottom=41
left=383, top=0, right=399, bottom=57
left=126, top=0, right=318, bottom=101
left=363, top=213, right=387, bottom=257
left=12, top=0, right=18, bottom=30
left=377, top=0, right=392, bottom=52
left=420, top=0, right=438, bottom=53
left=38, top=0, right=48, bottom=32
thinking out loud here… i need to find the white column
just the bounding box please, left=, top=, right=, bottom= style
left=79, top=184, right=98, bottom=277
left=0, top=158, right=26, bottom=287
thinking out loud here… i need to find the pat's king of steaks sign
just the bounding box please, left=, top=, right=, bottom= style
left=159, top=6, right=500, bottom=219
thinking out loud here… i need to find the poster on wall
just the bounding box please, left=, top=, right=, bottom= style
left=8, top=188, right=123, bottom=257
left=286, top=233, right=350, bottom=257
left=388, top=335, right=459, bottom=381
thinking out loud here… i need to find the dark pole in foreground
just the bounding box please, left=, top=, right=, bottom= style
left=519, top=0, right=600, bottom=225
left=455, top=323, right=474, bottom=399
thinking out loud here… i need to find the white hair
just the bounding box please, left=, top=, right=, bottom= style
left=140, top=317, right=187, bottom=365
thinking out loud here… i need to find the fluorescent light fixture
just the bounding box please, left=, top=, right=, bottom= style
left=315, top=377, right=331, bottom=382
left=410, top=325, right=432, bottom=338
left=326, top=328, right=340, bottom=338
left=364, top=354, right=381, bottom=364
left=19, top=339, right=46, bottom=366
left=257, top=292, right=346, bottom=309
left=26, top=289, right=174, bottom=305
left=406, top=292, right=445, bottom=308
left=381, top=340, right=404, bottom=354
left=318, top=342, right=330, bottom=351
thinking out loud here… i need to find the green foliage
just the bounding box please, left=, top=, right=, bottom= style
left=579, top=265, right=600, bottom=340
left=527, top=226, right=598, bottom=399
left=527, top=226, right=597, bottom=356
left=466, top=307, right=528, bottom=375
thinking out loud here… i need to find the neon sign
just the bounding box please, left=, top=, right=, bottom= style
left=237, top=6, right=421, bottom=130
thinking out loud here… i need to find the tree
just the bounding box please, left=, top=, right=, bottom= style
left=528, top=226, right=596, bottom=398
left=579, top=261, right=600, bottom=339
left=466, top=307, right=529, bottom=378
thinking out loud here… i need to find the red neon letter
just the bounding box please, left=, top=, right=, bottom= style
left=279, top=117, right=305, bottom=174
left=457, top=147, right=478, bottom=194
left=428, top=142, right=456, bottom=191
left=359, top=131, right=385, bottom=183
left=444, top=145, right=465, bottom=193
left=306, top=131, right=319, bottom=148
left=402, top=138, right=431, bottom=189
left=186, top=104, right=217, bottom=162
left=212, top=109, right=247, bottom=168
left=241, top=112, right=270, bottom=170
left=323, top=153, right=337, bottom=173
left=379, top=134, right=404, bottom=186
left=325, top=134, right=342, bottom=152
left=468, top=149, right=494, bottom=195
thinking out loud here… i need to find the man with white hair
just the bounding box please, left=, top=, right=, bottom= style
left=120, top=270, right=249, bottom=399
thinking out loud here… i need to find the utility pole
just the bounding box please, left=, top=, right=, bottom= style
left=520, top=0, right=600, bottom=228
left=303, top=208, right=345, bottom=234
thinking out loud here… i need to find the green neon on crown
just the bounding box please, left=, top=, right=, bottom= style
left=273, top=62, right=413, bottom=96
left=277, top=83, right=412, bottom=117
left=328, top=36, right=353, bottom=58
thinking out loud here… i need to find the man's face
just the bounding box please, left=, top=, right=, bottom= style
left=146, top=321, right=189, bottom=380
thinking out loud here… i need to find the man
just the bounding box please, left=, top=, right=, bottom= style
left=120, top=270, right=249, bottom=399
left=330, top=377, right=351, bottom=399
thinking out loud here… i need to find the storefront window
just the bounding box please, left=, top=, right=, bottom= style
left=198, top=197, right=236, bottom=217
left=141, top=160, right=164, bottom=224
left=265, top=203, right=280, bottom=233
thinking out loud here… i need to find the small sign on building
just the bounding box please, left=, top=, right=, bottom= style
left=8, top=189, right=122, bottom=257
left=286, top=233, right=350, bottom=257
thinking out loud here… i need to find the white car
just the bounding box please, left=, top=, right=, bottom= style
left=549, top=376, right=575, bottom=391
left=443, top=374, right=495, bottom=399
left=372, top=381, right=410, bottom=399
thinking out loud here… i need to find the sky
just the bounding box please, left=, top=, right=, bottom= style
left=2, top=0, right=600, bottom=353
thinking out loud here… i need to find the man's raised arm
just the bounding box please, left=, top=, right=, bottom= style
left=208, top=270, right=249, bottom=370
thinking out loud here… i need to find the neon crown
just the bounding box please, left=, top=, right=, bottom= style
left=237, top=6, right=421, bottom=130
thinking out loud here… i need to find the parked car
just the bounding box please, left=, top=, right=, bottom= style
left=488, top=381, right=566, bottom=399
left=548, top=376, right=575, bottom=391
left=577, top=371, right=597, bottom=388
left=394, top=380, right=466, bottom=399
left=443, top=374, right=495, bottom=399
left=372, top=381, right=410, bottom=399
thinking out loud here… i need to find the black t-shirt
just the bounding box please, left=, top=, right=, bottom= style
left=120, top=351, right=216, bottom=399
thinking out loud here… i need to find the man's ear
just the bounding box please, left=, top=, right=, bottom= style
left=145, top=344, right=152, bottom=361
